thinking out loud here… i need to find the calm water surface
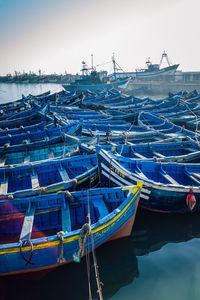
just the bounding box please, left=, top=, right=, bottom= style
left=0, top=83, right=200, bottom=300
left=0, top=82, right=62, bottom=103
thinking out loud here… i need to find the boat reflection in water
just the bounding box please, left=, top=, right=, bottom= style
left=1, top=208, right=200, bottom=300
left=132, top=208, right=200, bottom=256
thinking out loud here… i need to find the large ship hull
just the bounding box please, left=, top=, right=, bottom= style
left=62, top=78, right=129, bottom=92
left=112, top=64, right=179, bottom=79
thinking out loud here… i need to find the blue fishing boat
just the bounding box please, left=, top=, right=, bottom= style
left=0, top=183, right=142, bottom=277
left=0, top=105, right=50, bottom=130
left=0, top=121, right=82, bottom=153
left=82, top=123, right=152, bottom=135
left=62, top=57, right=129, bottom=92
left=138, top=112, right=200, bottom=141
left=29, top=90, right=51, bottom=98
left=0, top=135, right=95, bottom=166
left=80, top=141, right=200, bottom=163
left=50, top=106, right=108, bottom=121
left=0, top=102, right=45, bottom=122
left=0, top=121, right=54, bottom=137
left=186, top=117, right=200, bottom=132
left=97, top=147, right=200, bottom=213
left=0, top=154, right=98, bottom=198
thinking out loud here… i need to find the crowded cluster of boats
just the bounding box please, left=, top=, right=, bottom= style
left=0, top=87, right=200, bottom=280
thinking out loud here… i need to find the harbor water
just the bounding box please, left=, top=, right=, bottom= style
left=0, top=83, right=200, bottom=300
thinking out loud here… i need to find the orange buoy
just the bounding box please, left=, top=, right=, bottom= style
left=186, top=193, right=196, bottom=211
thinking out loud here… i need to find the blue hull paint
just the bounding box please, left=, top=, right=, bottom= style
left=62, top=79, right=129, bottom=92
left=97, top=148, right=200, bottom=214
left=0, top=185, right=141, bottom=276
left=0, top=154, right=98, bottom=198
left=93, top=142, right=200, bottom=163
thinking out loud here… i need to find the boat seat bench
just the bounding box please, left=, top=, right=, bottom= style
left=0, top=157, right=6, bottom=167
left=58, top=167, right=70, bottom=182
left=0, top=179, right=8, bottom=194
left=93, top=198, right=109, bottom=219
left=31, top=173, right=40, bottom=189
left=187, top=174, right=200, bottom=185
left=134, top=152, right=147, bottom=159
left=62, top=200, right=71, bottom=232
left=191, top=173, right=200, bottom=180
left=85, top=163, right=94, bottom=170
left=162, top=174, right=179, bottom=185
left=19, top=206, right=36, bottom=241
left=153, top=151, right=165, bottom=158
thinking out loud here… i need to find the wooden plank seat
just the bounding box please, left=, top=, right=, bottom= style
left=185, top=147, right=198, bottom=153
left=0, top=178, right=8, bottom=194
left=162, top=174, right=179, bottom=185
left=58, top=167, right=70, bottom=182
left=62, top=200, right=71, bottom=232
left=126, top=141, right=134, bottom=146
left=93, top=197, right=109, bottom=219
left=31, top=172, right=40, bottom=189
left=108, top=142, right=117, bottom=146
left=0, top=157, right=6, bottom=167
left=85, top=163, right=94, bottom=170
left=187, top=174, right=200, bottom=185
left=183, top=169, right=200, bottom=185
left=134, top=152, right=147, bottom=159
left=19, top=206, right=36, bottom=241
left=153, top=151, right=165, bottom=158
left=191, top=173, right=200, bottom=180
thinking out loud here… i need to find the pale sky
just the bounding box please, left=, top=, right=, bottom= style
left=0, top=0, right=199, bottom=75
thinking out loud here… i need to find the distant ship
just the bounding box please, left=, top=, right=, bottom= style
left=62, top=55, right=129, bottom=92
left=109, top=51, right=179, bottom=80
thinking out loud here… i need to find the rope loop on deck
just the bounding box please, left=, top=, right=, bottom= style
left=19, top=239, right=34, bottom=266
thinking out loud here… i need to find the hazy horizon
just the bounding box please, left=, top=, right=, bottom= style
left=0, top=0, right=200, bottom=76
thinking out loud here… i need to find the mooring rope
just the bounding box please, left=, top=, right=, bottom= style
left=86, top=189, right=93, bottom=300
left=19, top=239, right=34, bottom=266
left=180, top=100, right=200, bottom=144
left=86, top=246, right=92, bottom=300
left=109, top=157, right=114, bottom=187
left=90, top=233, right=104, bottom=300
left=87, top=190, right=104, bottom=300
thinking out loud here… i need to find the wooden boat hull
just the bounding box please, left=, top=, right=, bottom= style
left=0, top=185, right=142, bottom=277
left=62, top=78, right=129, bottom=92
left=97, top=148, right=200, bottom=214
left=0, top=154, right=99, bottom=198
left=93, top=142, right=200, bottom=163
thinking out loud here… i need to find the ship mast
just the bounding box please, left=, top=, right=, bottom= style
left=159, top=51, right=171, bottom=67
left=112, top=53, right=124, bottom=80
left=112, top=53, right=116, bottom=80
left=91, top=54, right=94, bottom=71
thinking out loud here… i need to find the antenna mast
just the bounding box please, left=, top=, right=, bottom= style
left=91, top=54, right=94, bottom=71
left=160, top=51, right=171, bottom=67
left=112, top=53, right=124, bottom=79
